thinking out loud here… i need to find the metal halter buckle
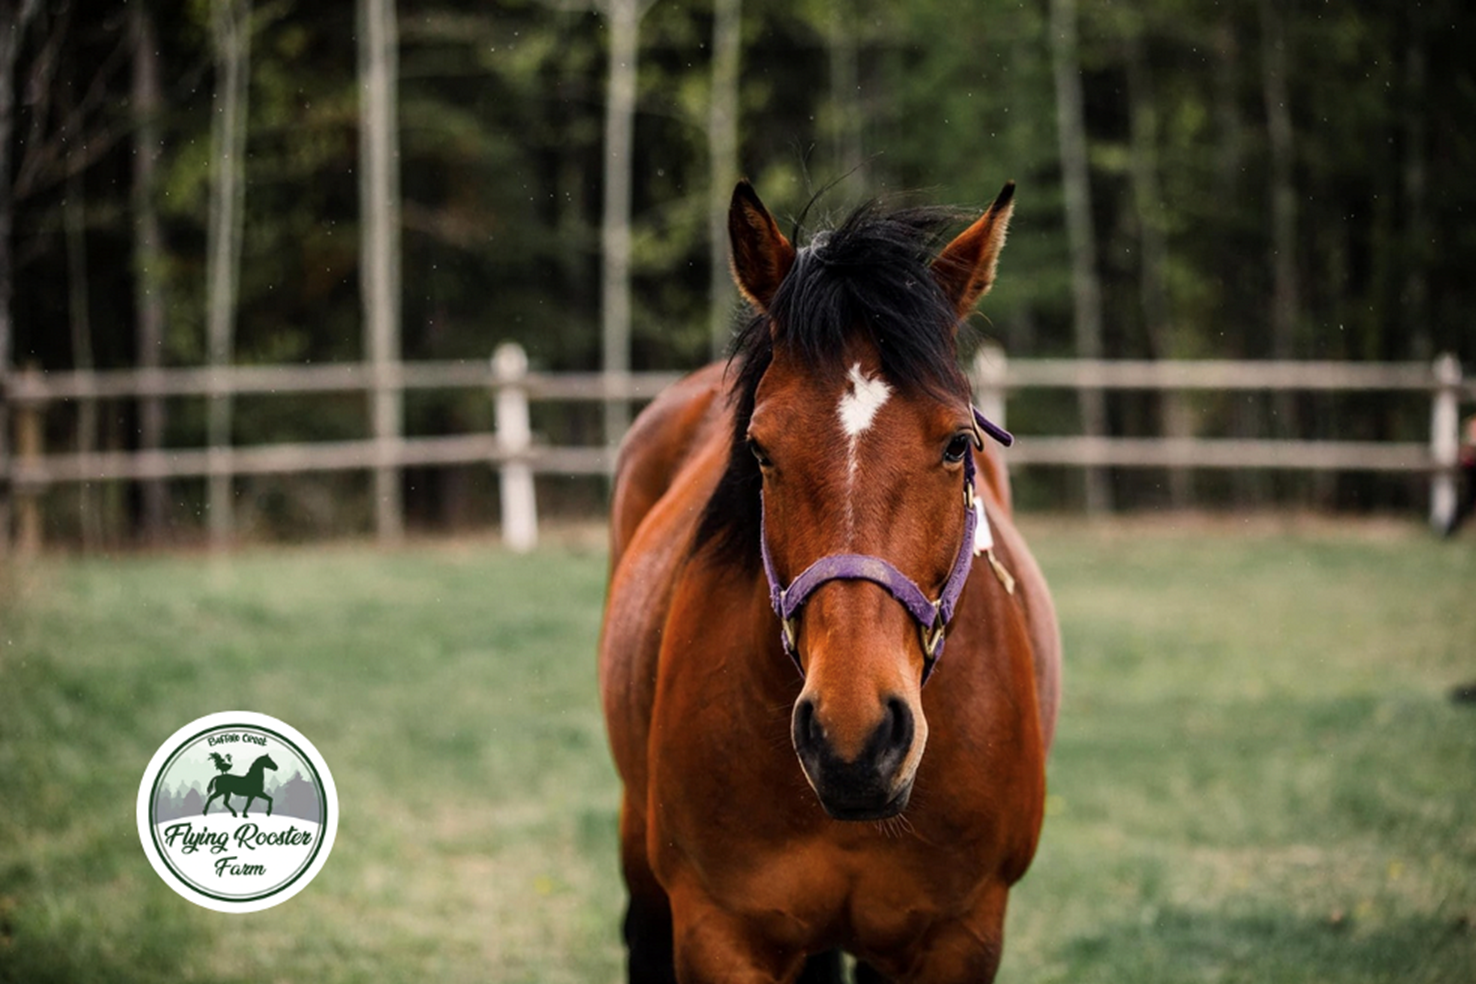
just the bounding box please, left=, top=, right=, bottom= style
left=920, top=617, right=946, bottom=660
left=781, top=616, right=798, bottom=652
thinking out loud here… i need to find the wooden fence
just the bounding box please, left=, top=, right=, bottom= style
left=0, top=346, right=1468, bottom=554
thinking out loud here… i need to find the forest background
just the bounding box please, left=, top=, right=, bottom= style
left=2, top=0, right=1473, bottom=543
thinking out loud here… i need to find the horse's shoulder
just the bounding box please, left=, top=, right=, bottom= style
left=603, top=371, right=737, bottom=794
left=971, top=454, right=1060, bottom=754
left=609, top=361, right=732, bottom=565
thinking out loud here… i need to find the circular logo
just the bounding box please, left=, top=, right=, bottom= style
left=137, top=712, right=338, bottom=913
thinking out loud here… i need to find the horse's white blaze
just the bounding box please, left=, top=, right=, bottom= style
left=837, top=363, right=892, bottom=537
left=838, top=363, right=892, bottom=439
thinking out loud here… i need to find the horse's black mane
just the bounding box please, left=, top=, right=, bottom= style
left=695, top=201, right=975, bottom=572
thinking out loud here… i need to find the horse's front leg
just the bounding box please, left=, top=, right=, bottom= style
left=260, top=791, right=273, bottom=817
left=668, top=882, right=806, bottom=984
left=618, top=796, right=676, bottom=984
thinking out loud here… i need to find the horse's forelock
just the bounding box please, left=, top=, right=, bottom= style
left=696, top=202, right=973, bottom=572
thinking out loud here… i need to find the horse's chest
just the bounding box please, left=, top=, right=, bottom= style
left=674, top=827, right=992, bottom=950
left=843, top=849, right=987, bottom=946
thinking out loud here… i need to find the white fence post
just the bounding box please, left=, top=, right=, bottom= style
left=972, top=342, right=1008, bottom=432
left=493, top=343, right=537, bottom=553
left=1430, top=352, right=1462, bottom=534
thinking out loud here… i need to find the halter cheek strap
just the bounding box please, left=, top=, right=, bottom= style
left=759, top=406, right=1011, bottom=684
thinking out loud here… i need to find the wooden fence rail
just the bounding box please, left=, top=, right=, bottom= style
left=0, top=347, right=1468, bottom=555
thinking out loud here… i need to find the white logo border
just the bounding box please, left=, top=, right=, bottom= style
left=136, top=710, right=339, bottom=913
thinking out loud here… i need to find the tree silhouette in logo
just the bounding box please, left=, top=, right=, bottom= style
left=202, top=753, right=278, bottom=818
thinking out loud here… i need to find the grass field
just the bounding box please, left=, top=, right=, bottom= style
left=1, top=518, right=1473, bottom=983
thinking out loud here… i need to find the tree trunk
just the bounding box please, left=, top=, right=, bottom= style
left=828, top=0, right=864, bottom=199
left=1259, top=0, right=1298, bottom=435
left=1126, top=38, right=1168, bottom=360
left=357, top=0, right=402, bottom=542
left=707, top=0, right=740, bottom=360
left=1049, top=0, right=1111, bottom=513
left=0, top=0, right=40, bottom=557
left=1402, top=3, right=1429, bottom=361
left=206, top=0, right=250, bottom=548
left=1214, top=15, right=1266, bottom=506
left=1126, top=33, right=1189, bottom=508
left=600, top=0, right=650, bottom=446
left=1212, top=19, right=1242, bottom=208
left=65, top=156, right=101, bottom=549
left=131, top=1, right=168, bottom=543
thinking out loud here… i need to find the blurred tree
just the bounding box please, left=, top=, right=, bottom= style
left=707, top=0, right=739, bottom=359
left=0, top=0, right=40, bottom=555
left=824, top=0, right=863, bottom=199
left=1124, top=19, right=1189, bottom=507
left=597, top=0, right=657, bottom=445
left=1258, top=0, right=1297, bottom=438
left=358, top=0, right=403, bottom=541
left=130, top=0, right=169, bottom=541
left=1050, top=0, right=1110, bottom=513
left=4, top=0, right=1476, bottom=538
left=1401, top=2, right=1430, bottom=361
left=205, top=0, right=251, bottom=546
left=63, top=101, right=98, bottom=547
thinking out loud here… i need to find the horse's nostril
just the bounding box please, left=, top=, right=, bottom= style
left=883, top=697, right=914, bottom=755
left=793, top=697, right=822, bottom=751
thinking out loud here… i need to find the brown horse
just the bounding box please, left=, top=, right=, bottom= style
left=600, top=180, right=1061, bottom=983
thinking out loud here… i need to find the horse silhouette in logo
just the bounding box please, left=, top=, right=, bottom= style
left=202, top=752, right=278, bottom=818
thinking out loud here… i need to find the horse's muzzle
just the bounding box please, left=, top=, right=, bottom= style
left=792, top=695, right=917, bottom=821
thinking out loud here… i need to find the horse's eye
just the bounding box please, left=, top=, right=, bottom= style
left=747, top=438, right=773, bottom=468
left=943, top=433, right=972, bottom=464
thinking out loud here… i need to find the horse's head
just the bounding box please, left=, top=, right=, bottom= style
left=726, top=180, right=1013, bottom=821
left=257, top=754, right=279, bottom=772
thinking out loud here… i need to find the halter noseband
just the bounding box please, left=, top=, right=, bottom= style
left=759, top=406, right=1013, bottom=684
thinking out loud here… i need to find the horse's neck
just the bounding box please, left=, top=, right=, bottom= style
left=246, top=760, right=264, bottom=778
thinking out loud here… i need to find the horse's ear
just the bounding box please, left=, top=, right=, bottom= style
left=729, top=180, right=796, bottom=313
left=932, top=181, right=1015, bottom=323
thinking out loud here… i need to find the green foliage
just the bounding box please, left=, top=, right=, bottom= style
left=6, top=0, right=1475, bottom=528
left=875, top=0, right=1068, bottom=344
left=16, top=0, right=1476, bottom=369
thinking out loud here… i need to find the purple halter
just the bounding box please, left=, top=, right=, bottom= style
left=759, top=406, right=1013, bottom=683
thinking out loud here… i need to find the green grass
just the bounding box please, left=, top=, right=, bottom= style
left=2, top=519, right=1474, bottom=982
